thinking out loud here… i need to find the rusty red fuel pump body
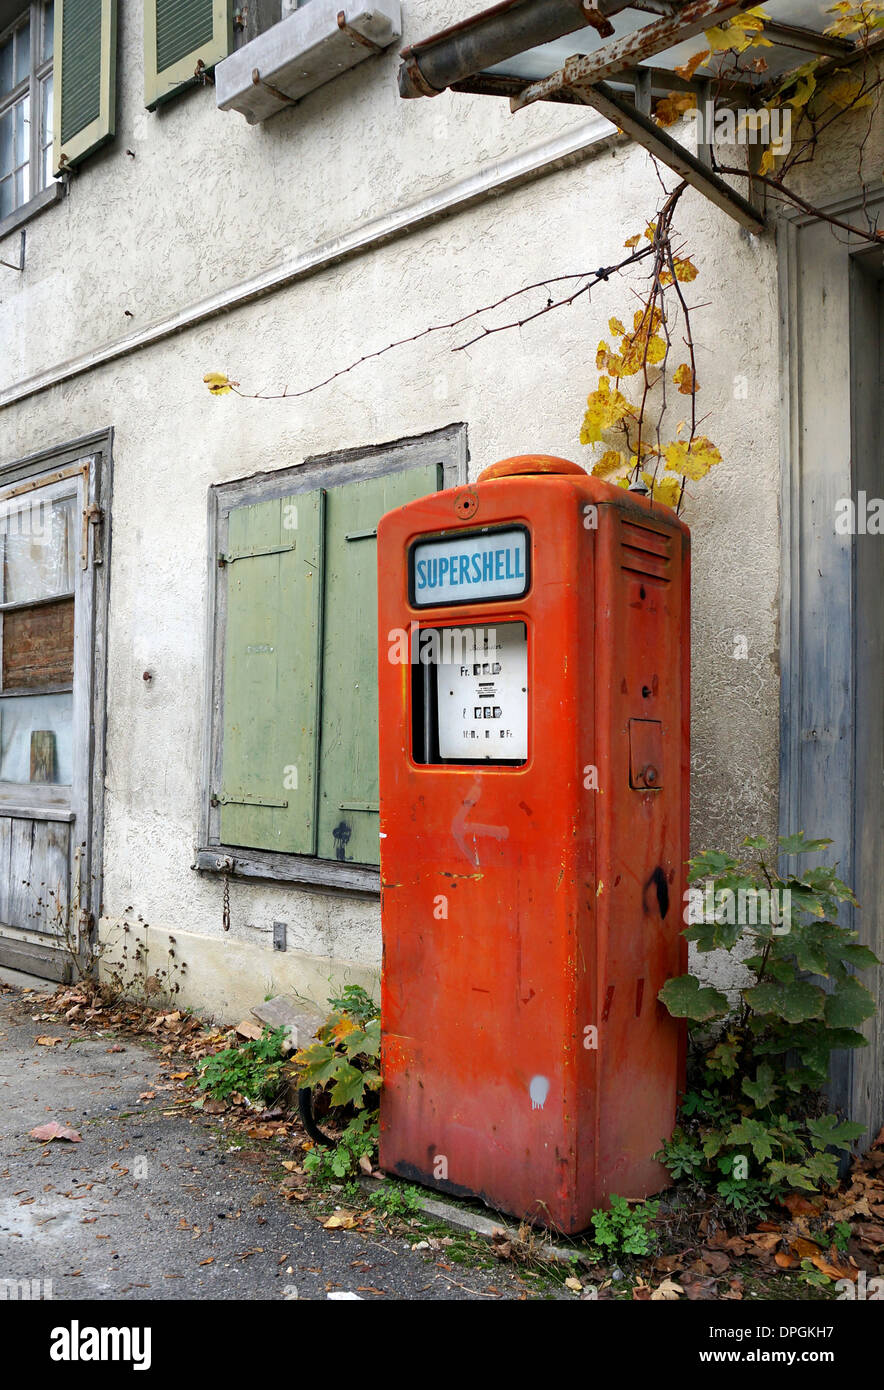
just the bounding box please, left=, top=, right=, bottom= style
left=376, top=455, right=690, bottom=1233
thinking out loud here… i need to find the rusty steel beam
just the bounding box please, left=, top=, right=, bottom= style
left=761, top=19, right=855, bottom=58
left=510, top=0, right=761, bottom=110
left=571, top=79, right=765, bottom=230
left=452, top=62, right=752, bottom=102
left=397, top=0, right=635, bottom=98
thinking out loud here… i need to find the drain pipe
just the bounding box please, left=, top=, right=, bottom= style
left=398, top=0, right=628, bottom=97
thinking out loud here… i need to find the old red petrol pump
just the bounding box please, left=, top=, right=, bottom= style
left=376, top=455, right=690, bottom=1234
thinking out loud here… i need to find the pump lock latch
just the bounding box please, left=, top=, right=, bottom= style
left=628, top=719, right=664, bottom=790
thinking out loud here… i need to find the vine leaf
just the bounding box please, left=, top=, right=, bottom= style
left=658, top=974, right=728, bottom=1021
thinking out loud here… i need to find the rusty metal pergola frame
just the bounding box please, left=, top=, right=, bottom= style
left=397, top=0, right=883, bottom=232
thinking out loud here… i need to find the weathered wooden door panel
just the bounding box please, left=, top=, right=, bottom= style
left=0, top=815, right=71, bottom=934
left=780, top=204, right=884, bottom=1146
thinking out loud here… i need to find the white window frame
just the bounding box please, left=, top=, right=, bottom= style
left=0, top=1, right=55, bottom=226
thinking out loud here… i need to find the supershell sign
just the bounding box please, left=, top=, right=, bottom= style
left=411, top=527, right=529, bottom=607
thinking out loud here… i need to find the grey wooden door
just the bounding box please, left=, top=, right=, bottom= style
left=0, top=437, right=110, bottom=983
left=780, top=196, right=884, bottom=1145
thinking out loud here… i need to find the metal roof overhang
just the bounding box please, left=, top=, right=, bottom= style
left=398, top=0, right=883, bottom=231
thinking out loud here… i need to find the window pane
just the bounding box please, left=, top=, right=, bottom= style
left=0, top=174, right=12, bottom=218
left=0, top=107, right=11, bottom=178
left=13, top=18, right=29, bottom=85
left=0, top=37, right=12, bottom=97
left=14, top=162, right=28, bottom=205
left=42, top=1, right=54, bottom=62
left=0, top=691, right=73, bottom=784
left=0, top=491, right=77, bottom=604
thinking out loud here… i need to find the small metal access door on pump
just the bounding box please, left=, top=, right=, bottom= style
left=376, top=455, right=690, bottom=1234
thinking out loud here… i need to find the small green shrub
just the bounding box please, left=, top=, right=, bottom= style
left=296, top=988, right=381, bottom=1181
left=658, top=834, right=878, bottom=1205
left=295, top=996, right=380, bottom=1112
left=197, top=1026, right=288, bottom=1104
left=590, top=1196, right=659, bottom=1257
left=302, top=1111, right=378, bottom=1182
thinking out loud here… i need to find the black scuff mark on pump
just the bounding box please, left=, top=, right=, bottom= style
left=643, top=866, right=670, bottom=919
left=332, top=821, right=352, bottom=861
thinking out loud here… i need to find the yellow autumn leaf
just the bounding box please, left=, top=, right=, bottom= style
left=648, top=475, right=683, bottom=509
left=204, top=372, right=238, bottom=396
left=592, top=449, right=627, bottom=479
left=580, top=377, right=635, bottom=445
left=674, top=49, right=710, bottom=81
left=596, top=340, right=610, bottom=369
left=654, top=92, right=696, bottom=128
left=673, top=363, right=697, bottom=395
left=634, top=306, right=663, bottom=333
left=759, top=145, right=777, bottom=176
left=608, top=317, right=627, bottom=337
left=705, top=8, right=772, bottom=53
left=786, top=74, right=817, bottom=110
left=624, top=233, right=641, bottom=249
left=824, top=73, right=873, bottom=108
left=663, top=435, right=722, bottom=481
left=825, top=0, right=884, bottom=39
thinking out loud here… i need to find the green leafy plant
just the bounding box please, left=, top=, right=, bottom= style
left=658, top=834, right=878, bottom=1204
left=590, top=1196, right=659, bottom=1257
left=296, top=988, right=381, bottom=1181
left=302, top=1111, right=379, bottom=1182
left=197, top=1026, right=288, bottom=1104
left=325, top=983, right=378, bottom=1026
left=295, top=993, right=381, bottom=1112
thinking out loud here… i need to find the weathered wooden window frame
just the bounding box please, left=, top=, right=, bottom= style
left=197, top=423, right=468, bottom=894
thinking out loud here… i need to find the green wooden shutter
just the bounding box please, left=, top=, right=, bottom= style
left=53, top=0, right=117, bottom=174
left=219, top=491, right=324, bottom=855
left=317, top=464, right=441, bottom=867
left=144, top=0, right=233, bottom=109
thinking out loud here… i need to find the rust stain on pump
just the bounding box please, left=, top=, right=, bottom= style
left=376, top=455, right=690, bottom=1234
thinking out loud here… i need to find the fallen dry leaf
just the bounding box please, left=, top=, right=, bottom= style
left=775, top=1250, right=800, bottom=1269
left=324, top=1211, right=358, bottom=1230
left=650, top=1278, right=683, bottom=1301
left=35, top=1036, right=63, bottom=1047
left=28, top=1122, right=82, bottom=1143
left=811, top=1250, right=858, bottom=1282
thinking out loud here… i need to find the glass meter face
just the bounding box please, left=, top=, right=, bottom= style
left=435, top=622, right=528, bottom=760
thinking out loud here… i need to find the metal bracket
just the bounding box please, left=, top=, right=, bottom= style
left=252, top=66, right=299, bottom=107
left=337, top=10, right=385, bottom=53
left=0, top=229, right=25, bottom=272
left=570, top=81, right=765, bottom=233
left=81, top=502, right=104, bottom=569
left=219, top=540, right=296, bottom=566
left=212, top=793, right=289, bottom=809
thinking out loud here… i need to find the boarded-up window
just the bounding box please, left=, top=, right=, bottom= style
left=216, top=463, right=441, bottom=867
left=2, top=597, right=74, bottom=689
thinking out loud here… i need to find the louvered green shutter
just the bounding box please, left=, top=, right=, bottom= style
left=219, top=491, right=324, bottom=855
left=53, top=0, right=116, bottom=174
left=317, top=464, right=441, bottom=867
left=144, top=0, right=233, bottom=109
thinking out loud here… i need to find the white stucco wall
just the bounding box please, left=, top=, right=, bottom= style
left=8, top=0, right=870, bottom=1015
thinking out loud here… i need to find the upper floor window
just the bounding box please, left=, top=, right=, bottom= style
left=0, top=1, right=53, bottom=220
